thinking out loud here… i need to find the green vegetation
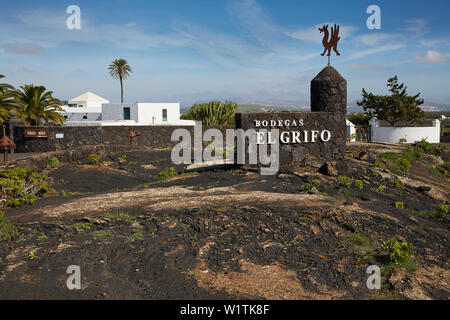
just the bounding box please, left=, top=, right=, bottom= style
left=358, top=76, right=424, bottom=126
left=118, top=155, right=127, bottom=163
left=395, top=180, right=405, bottom=189
left=87, top=154, right=100, bottom=164
left=103, top=212, right=133, bottom=222
left=126, top=226, right=144, bottom=243
left=347, top=113, right=371, bottom=126
left=377, top=184, right=385, bottom=192
left=0, top=167, right=50, bottom=207
left=181, top=100, right=237, bottom=125
left=92, top=229, right=114, bottom=239
left=156, top=167, right=178, bottom=180
left=337, top=175, right=352, bottom=188
left=37, top=233, right=47, bottom=242
left=300, top=183, right=312, bottom=193
left=72, top=222, right=92, bottom=230
left=47, top=156, right=60, bottom=169
left=347, top=233, right=370, bottom=246
left=418, top=203, right=448, bottom=222
left=0, top=75, right=17, bottom=124
left=374, top=157, right=384, bottom=169
left=395, top=157, right=411, bottom=173
left=394, top=201, right=405, bottom=209
left=109, top=59, right=133, bottom=103
left=0, top=211, right=16, bottom=241
left=382, top=238, right=414, bottom=266
left=354, top=180, right=364, bottom=190
left=14, top=84, right=66, bottom=126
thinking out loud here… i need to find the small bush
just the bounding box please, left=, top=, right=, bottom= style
left=377, top=184, right=385, bottom=192
left=374, top=157, right=385, bottom=169
left=395, top=157, right=411, bottom=173
left=395, top=180, right=405, bottom=188
left=300, top=183, right=312, bottom=192
left=436, top=202, right=448, bottom=220
left=156, top=167, right=178, bottom=180
left=347, top=233, right=369, bottom=246
left=394, top=201, right=405, bottom=209
left=382, top=238, right=414, bottom=266
left=47, top=157, right=60, bottom=169
left=354, top=180, right=364, bottom=190
left=311, top=179, right=320, bottom=187
left=0, top=167, right=50, bottom=207
left=87, top=154, right=100, bottom=164
left=0, top=211, right=16, bottom=241
left=337, top=175, right=352, bottom=188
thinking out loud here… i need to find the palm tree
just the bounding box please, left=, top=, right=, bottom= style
left=0, top=75, right=17, bottom=124
left=14, top=85, right=66, bottom=126
left=108, top=59, right=132, bottom=103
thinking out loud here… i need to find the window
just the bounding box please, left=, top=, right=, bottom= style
left=123, top=107, right=131, bottom=120
left=82, top=115, right=87, bottom=120
left=162, top=109, right=167, bottom=122
left=68, top=104, right=77, bottom=108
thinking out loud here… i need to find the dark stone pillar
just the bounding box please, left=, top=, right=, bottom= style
left=310, top=66, right=347, bottom=114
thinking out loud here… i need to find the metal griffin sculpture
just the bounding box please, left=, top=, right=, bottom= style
left=319, top=24, right=341, bottom=65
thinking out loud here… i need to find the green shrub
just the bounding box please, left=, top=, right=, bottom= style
left=374, top=157, right=385, bottom=169
left=156, top=167, right=178, bottom=180
left=436, top=202, right=448, bottom=220
left=0, top=167, right=49, bottom=207
left=311, top=179, right=320, bottom=187
left=300, top=183, right=312, bottom=192
left=0, top=211, right=16, bottom=241
left=394, top=201, right=405, bottom=209
left=87, top=154, right=100, bottom=164
left=395, top=180, right=405, bottom=188
left=354, top=180, right=364, bottom=190
left=337, top=175, right=352, bottom=188
left=47, top=156, right=60, bottom=169
left=414, top=139, right=434, bottom=154
left=381, top=152, right=399, bottom=161
left=395, top=157, right=411, bottom=173
left=118, top=155, right=127, bottom=163
left=382, top=238, right=414, bottom=266
left=347, top=233, right=370, bottom=246
left=377, top=184, right=385, bottom=192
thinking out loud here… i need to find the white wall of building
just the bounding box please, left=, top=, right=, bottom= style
left=346, top=119, right=356, bottom=142
left=369, top=118, right=441, bottom=143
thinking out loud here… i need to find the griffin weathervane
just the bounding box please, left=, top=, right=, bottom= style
left=319, top=24, right=341, bottom=65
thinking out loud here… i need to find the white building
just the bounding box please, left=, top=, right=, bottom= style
left=369, top=117, right=441, bottom=144
left=60, top=92, right=195, bottom=126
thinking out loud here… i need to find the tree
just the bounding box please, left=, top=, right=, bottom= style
left=347, top=113, right=371, bottom=126
left=108, top=59, right=132, bottom=103
left=14, top=85, right=66, bottom=126
left=0, top=75, right=17, bottom=124
left=357, top=76, right=424, bottom=126
left=181, top=100, right=237, bottom=125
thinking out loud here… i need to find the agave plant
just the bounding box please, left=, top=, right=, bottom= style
left=182, top=101, right=237, bottom=126
left=14, top=84, right=66, bottom=126
left=0, top=75, right=17, bottom=124
left=108, top=58, right=133, bottom=103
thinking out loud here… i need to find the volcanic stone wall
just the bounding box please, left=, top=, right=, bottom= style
left=235, top=112, right=346, bottom=168
left=235, top=65, right=347, bottom=169
left=12, top=125, right=232, bottom=153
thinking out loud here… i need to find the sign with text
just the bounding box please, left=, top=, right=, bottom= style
left=24, top=129, right=49, bottom=138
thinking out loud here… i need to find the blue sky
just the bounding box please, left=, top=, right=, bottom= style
left=0, top=0, right=449, bottom=106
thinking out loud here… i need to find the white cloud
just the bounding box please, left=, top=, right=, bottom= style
left=420, top=39, right=449, bottom=47
left=415, top=50, right=450, bottom=63
left=401, top=19, right=428, bottom=36
left=286, top=23, right=358, bottom=44
left=347, top=44, right=405, bottom=60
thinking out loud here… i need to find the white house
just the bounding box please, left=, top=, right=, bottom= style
left=346, top=119, right=356, bottom=142
left=59, top=92, right=195, bottom=126
left=60, top=92, right=109, bottom=122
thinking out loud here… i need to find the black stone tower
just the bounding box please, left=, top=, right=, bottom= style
left=310, top=66, right=347, bottom=114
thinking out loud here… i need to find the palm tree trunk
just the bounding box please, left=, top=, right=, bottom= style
left=120, top=76, right=124, bottom=103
